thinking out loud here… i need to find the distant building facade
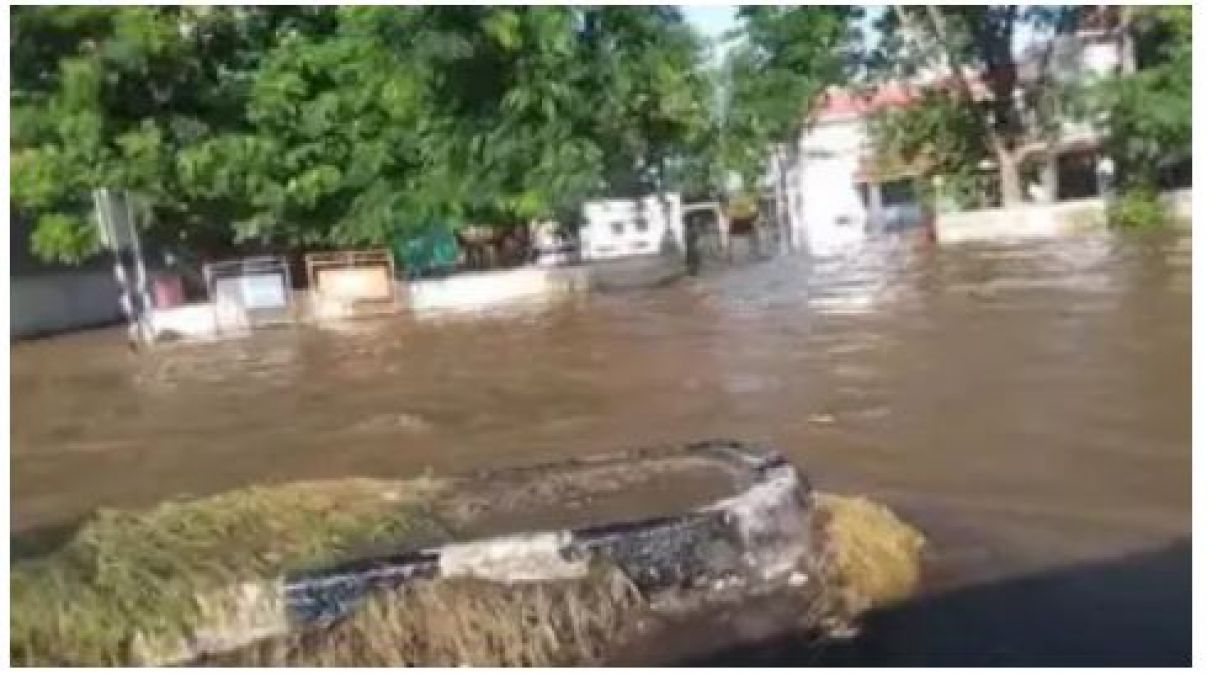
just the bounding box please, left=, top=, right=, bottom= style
left=780, top=13, right=1153, bottom=255
left=579, top=194, right=685, bottom=261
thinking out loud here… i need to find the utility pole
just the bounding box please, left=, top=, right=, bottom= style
left=93, top=188, right=154, bottom=347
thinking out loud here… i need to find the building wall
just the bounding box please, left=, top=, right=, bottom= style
left=1166, top=187, right=1192, bottom=222
left=936, top=189, right=1192, bottom=243
left=11, top=270, right=124, bottom=338
left=579, top=193, right=684, bottom=261
left=794, top=117, right=870, bottom=255
left=10, top=217, right=126, bottom=339
left=776, top=29, right=1131, bottom=257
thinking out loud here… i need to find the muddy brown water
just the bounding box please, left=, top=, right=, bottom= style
left=11, top=232, right=1189, bottom=609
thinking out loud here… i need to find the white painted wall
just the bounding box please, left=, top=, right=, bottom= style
left=936, top=189, right=1192, bottom=243
left=1080, top=37, right=1122, bottom=78
left=795, top=117, right=869, bottom=256
left=405, top=267, right=590, bottom=315
left=937, top=198, right=1107, bottom=243
left=580, top=193, right=684, bottom=261
left=1166, top=188, right=1192, bottom=222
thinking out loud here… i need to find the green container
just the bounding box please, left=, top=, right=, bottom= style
left=391, top=222, right=460, bottom=278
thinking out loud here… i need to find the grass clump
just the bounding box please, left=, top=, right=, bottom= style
left=11, top=477, right=450, bottom=666
left=814, top=493, right=926, bottom=617
left=218, top=566, right=643, bottom=667
left=12, top=475, right=930, bottom=666
left=1107, top=185, right=1172, bottom=230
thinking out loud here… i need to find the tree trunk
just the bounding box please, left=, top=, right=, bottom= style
left=995, top=143, right=1024, bottom=206
left=921, top=7, right=1027, bottom=208
left=1117, top=6, right=1137, bottom=75
left=1040, top=152, right=1059, bottom=203
left=773, top=144, right=791, bottom=252
left=654, top=156, right=681, bottom=261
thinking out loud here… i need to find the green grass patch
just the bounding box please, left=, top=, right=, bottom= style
left=11, top=477, right=451, bottom=666
left=1107, top=185, right=1174, bottom=230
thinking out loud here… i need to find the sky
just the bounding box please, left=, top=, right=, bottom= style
left=681, top=5, right=1039, bottom=74
left=681, top=4, right=737, bottom=40
left=681, top=4, right=739, bottom=66
left=680, top=5, right=883, bottom=68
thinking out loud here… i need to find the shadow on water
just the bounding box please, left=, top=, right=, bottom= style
left=11, top=518, right=88, bottom=560
left=675, top=539, right=1191, bottom=667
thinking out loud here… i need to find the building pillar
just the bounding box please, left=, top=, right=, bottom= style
left=1041, top=153, right=1059, bottom=203
left=867, top=181, right=884, bottom=234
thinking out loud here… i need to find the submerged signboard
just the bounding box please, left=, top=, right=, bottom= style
left=203, top=256, right=294, bottom=333
left=214, top=273, right=289, bottom=311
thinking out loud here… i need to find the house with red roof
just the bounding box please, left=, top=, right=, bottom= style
left=780, top=17, right=1133, bottom=254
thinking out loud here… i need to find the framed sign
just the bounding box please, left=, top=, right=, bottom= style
left=204, top=256, right=295, bottom=332
left=305, top=250, right=398, bottom=319
left=92, top=188, right=139, bottom=253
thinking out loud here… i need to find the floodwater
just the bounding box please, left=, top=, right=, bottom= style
left=12, top=232, right=1190, bottom=607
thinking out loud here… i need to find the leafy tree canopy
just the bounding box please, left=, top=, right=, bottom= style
left=12, top=6, right=715, bottom=264
left=711, top=6, right=861, bottom=190
left=1094, top=6, right=1191, bottom=188
left=867, top=6, right=1190, bottom=205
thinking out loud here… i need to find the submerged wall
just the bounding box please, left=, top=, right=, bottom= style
left=10, top=214, right=127, bottom=339
left=11, top=270, right=125, bottom=339
left=405, top=266, right=591, bottom=314
left=936, top=189, right=1192, bottom=244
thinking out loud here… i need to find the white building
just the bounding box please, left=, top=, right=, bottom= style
left=579, top=193, right=685, bottom=261
left=783, top=18, right=1129, bottom=255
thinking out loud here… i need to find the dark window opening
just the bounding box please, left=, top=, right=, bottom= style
left=881, top=178, right=918, bottom=207
left=1057, top=152, right=1099, bottom=201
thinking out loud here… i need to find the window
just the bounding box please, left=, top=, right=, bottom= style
left=856, top=183, right=870, bottom=208
left=634, top=218, right=649, bottom=233
left=881, top=178, right=918, bottom=207
left=1057, top=152, right=1099, bottom=201
left=610, top=221, right=625, bottom=236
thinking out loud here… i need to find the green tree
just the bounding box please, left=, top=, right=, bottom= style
left=867, top=6, right=1092, bottom=206
left=680, top=3, right=861, bottom=234
left=1094, top=6, right=1191, bottom=189
left=12, top=6, right=720, bottom=264
left=11, top=6, right=340, bottom=262
left=713, top=7, right=860, bottom=190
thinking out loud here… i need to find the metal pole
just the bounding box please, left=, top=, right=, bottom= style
left=94, top=189, right=142, bottom=347
left=125, top=193, right=154, bottom=344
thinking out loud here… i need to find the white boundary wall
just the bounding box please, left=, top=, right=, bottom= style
left=404, top=266, right=591, bottom=314
left=936, top=189, right=1192, bottom=244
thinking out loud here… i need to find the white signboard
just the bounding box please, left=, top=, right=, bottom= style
left=92, top=188, right=138, bottom=252
left=579, top=193, right=683, bottom=261
left=214, top=273, right=288, bottom=310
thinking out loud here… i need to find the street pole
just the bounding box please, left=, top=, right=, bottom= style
left=93, top=188, right=153, bottom=347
